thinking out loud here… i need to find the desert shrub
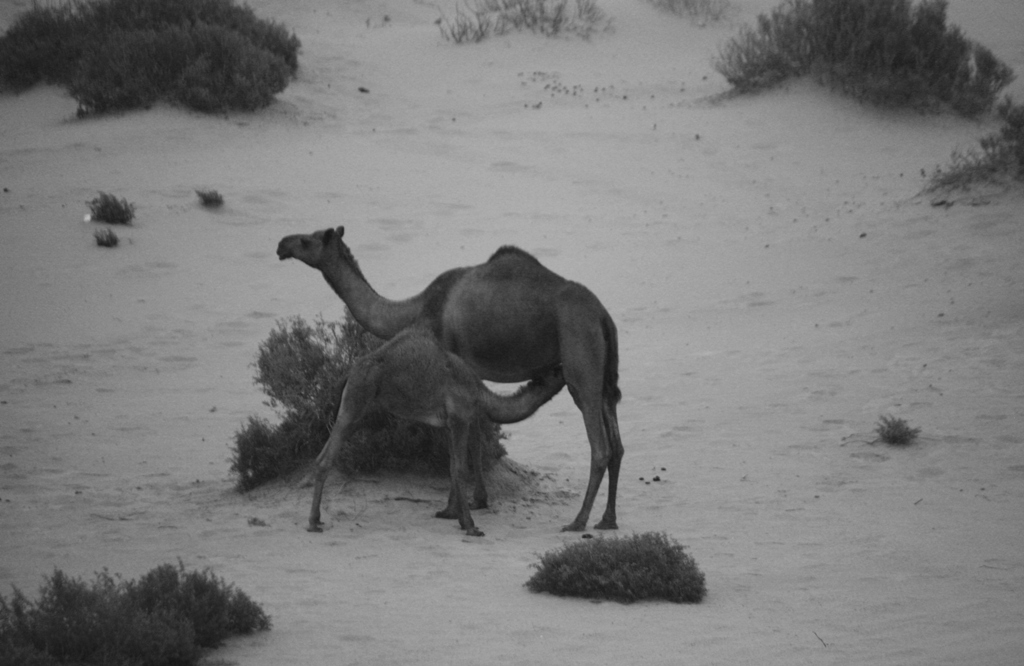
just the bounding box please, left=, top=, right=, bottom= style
left=0, top=0, right=300, bottom=114
left=526, top=532, right=706, bottom=603
left=713, top=0, right=1014, bottom=116
left=231, top=313, right=508, bottom=491
left=0, top=563, right=268, bottom=666
left=928, top=96, right=1024, bottom=189
left=440, top=0, right=609, bottom=43
left=93, top=227, right=119, bottom=248
left=646, top=0, right=730, bottom=23
left=88, top=192, right=135, bottom=225
left=195, top=189, right=224, bottom=207
left=874, top=414, right=921, bottom=445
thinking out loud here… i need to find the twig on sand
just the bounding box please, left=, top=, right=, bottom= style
left=813, top=631, right=828, bottom=648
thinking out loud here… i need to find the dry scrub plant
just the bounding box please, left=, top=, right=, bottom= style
left=0, top=0, right=300, bottom=115
left=0, top=562, right=269, bottom=665
left=526, top=532, right=707, bottom=603
left=93, top=227, right=120, bottom=248
left=88, top=192, right=135, bottom=225
left=714, top=0, right=1014, bottom=116
left=231, top=312, right=508, bottom=491
left=874, top=415, right=921, bottom=446
left=440, top=0, right=610, bottom=43
left=928, top=96, right=1024, bottom=190
left=646, top=0, right=730, bottom=23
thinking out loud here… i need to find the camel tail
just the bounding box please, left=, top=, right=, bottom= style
left=602, top=314, right=621, bottom=407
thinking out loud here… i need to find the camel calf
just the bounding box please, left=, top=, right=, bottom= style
left=306, top=324, right=564, bottom=537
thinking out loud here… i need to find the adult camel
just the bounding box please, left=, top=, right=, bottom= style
left=305, top=323, right=565, bottom=537
left=277, top=226, right=623, bottom=531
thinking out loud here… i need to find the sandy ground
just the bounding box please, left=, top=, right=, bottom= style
left=2, top=0, right=1023, bottom=663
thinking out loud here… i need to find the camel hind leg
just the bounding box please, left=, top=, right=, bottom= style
left=594, top=398, right=623, bottom=530
left=558, top=300, right=622, bottom=532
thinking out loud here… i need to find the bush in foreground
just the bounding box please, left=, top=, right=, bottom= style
left=0, top=562, right=269, bottom=665
left=0, top=0, right=300, bottom=115
left=231, top=313, right=508, bottom=491
left=713, top=0, right=1014, bottom=116
left=526, top=532, right=707, bottom=603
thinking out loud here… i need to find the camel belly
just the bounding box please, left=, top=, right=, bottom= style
left=441, top=308, right=560, bottom=383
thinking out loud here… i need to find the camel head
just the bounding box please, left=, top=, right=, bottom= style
left=277, top=226, right=346, bottom=267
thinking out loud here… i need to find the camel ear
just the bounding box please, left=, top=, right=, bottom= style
left=321, top=227, right=334, bottom=244
left=336, top=226, right=345, bottom=238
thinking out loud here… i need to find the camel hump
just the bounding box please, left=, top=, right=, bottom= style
left=488, top=245, right=541, bottom=265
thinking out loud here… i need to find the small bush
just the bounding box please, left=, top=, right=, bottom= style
left=231, top=313, right=507, bottom=491
left=88, top=192, right=135, bottom=225
left=0, top=0, right=300, bottom=114
left=875, top=414, right=921, bottom=445
left=440, top=0, right=610, bottom=43
left=93, top=227, right=120, bottom=247
left=928, top=96, right=1024, bottom=190
left=646, top=0, right=730, bottom=23
left=196, top=189, right=224, bottom=207
left=0, top=563, right=269, bottom=666
left=713, top=0, right=1014, bottom=116
left=526, top=532, right=707, bottom=603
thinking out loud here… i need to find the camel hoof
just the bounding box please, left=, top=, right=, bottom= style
left=469, top=499, right=488, bottom=510
left=307, top=523, right=323, bottom=533
left=435, top=508, right=458, bottom=519
left=466, top=527, right=484, bottom=537
left=594, top=519, right=618, bottom=530
left=561, top=521, right=587, bottom=532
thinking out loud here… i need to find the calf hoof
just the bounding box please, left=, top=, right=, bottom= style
left=307, top=522, right=323, bottom=533
left=561, top=520, right=587, bottom=533
left=594, top=518, right=618, bottom=530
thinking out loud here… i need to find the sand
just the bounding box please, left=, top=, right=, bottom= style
left=1, top=0, right=1022, bottom=663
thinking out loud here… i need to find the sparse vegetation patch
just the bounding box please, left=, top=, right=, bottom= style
left=440, top=0, right=610, bottom=43
left=646, top=0, right=730, bottom=23
left=88, top=192, right=135, bottom=225
left=93, top=227, right=120, bottom=247
left=0, top=0, right=300, bottom=115
left=928, top=96, right=1024, bottom=190
left=196, top=189, right=225, bottom=207
left=0, top=562, right=269, bottom=666
left=713, top=0, right=1014, bottom=116
left=874, top=414, right=921, bottom=446
left=526, top=532, right=707, bottom=603
left=231, top=313, right=507, bottom=491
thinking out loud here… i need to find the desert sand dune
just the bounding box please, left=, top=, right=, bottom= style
left=1, top=0, right=1022, bottom=664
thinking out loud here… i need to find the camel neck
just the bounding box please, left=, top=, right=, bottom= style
left=320, top=248, right=422, bottom=339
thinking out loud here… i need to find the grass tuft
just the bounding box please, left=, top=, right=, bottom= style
left=196, top=189, right=225, bottom=207
left=0, top=562, right=269, bottom=665
left=88, top=192, right=135, bottom=225
left=93, top=227, right=119, bottom=247
left=526, top=532, right=706, bottom=603
left=713, top=0, right=1014, bottom=116
left=231, top=312, right=508, bottom=491
left=875, top=414, right=921, bottom=446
